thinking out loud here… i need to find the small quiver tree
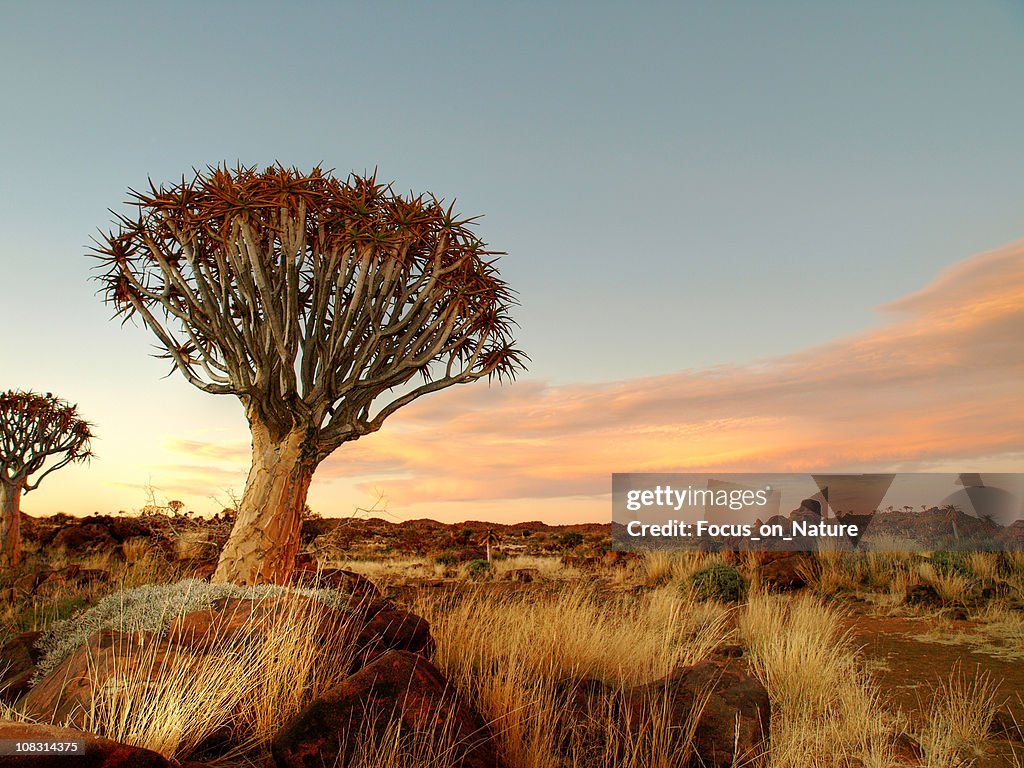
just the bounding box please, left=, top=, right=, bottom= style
left=93, top=164, right=526, bottom=586
left=480, top=529, right=500, bottom=564
left=0, top=391, right=94, bottom=567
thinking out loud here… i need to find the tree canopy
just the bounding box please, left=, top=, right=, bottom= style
left=92, top=164, right=526, bottom=450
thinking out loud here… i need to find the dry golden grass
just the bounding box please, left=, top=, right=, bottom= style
left=739, top=593, right=896, bottom=768
left=69, top=590, right=361, bottom=761
left=330, top=556, right=448, bottom=586
left=7, top=547, right=1020, bottom=767
left=418, top=583, right=734, bottom=768
left=918, top=662, right=1003, bottom=768
left=918, top=563, right=974, bottom=605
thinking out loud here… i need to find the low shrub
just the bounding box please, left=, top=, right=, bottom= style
left=689, top=563, right=747, bottom=603
left=931, top=551, right=974, bottom=579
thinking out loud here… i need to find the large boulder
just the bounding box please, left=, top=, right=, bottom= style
left=623, top=659, right=770, bottom=768
left=24, top=585, right=433, bottom=728
left=13, top=565, right=110, bottom=598
left=291, top=565, right=382, bottom=599
left=50, top=523, right=118, bottom=555
left=353, top=607, right=434, bottom=668
left=0, top=631, right=43, bottom=705
left=20, top=629, right=174, bottom=728
left=166, top=595, right=353, bottom=652
left=0, top=720, right=171, bottom=767
left=272, top=650, right=498, bottom=768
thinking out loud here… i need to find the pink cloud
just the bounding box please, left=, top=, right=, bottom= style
left=318, top=239, right=1024, bottom=511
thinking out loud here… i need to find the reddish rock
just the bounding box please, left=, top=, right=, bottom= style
left=0, top=668, right=34, bottom=705
left=291, top=565, right=382, bottom=599
left=51, top=523, right=118, bottom=554
left=0, top=630, right=46, bottom=703
left=20, top=629, right=167, bottom=727
left=167, top=595, right=354, bottom=652
left=353, top=607, right=434, bottom=667
left=1, top=630, right=43, bottom=673
left=906, top=583, right=944, bottom=608
left=757, top=551, right=817, bottom=590
left=271, top=650, right=497, bottom=768
left=892, top=732, right=925, bottom=761
left=0, top=719, right=171, bottom=767
left=506, top=568, right=540, bottom=583
left=623, top=659, right=770, bottom=768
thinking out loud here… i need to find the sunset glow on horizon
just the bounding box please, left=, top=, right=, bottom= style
left=19, top=238, right=1023, bottom=525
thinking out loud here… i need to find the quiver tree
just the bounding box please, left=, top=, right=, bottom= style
left=480, top=529, right=499, bottom=564
left=0, top=391, right=94, bottom=567
left=93, top=164, right=526, bottom=585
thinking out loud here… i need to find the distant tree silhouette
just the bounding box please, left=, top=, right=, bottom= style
left=0, top=391, right=93, bottom=567
left=93, top=164, right=526, bottom=585
left=479, top=529, right=500, bottom=564
left=942, top=504, right=961, bottom=542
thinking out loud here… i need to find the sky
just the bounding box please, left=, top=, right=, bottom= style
left=1, top=1, right=1022, bottom=523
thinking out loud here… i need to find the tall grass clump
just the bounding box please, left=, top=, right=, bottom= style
left=739, top=593, right=893, bottom=767
left=918, top=662, right=1003, bottom=767
left=419, top=583, right=733, bottom=768
left=35, top=581, right=362, bottom=761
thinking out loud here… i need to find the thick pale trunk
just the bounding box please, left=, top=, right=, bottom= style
left=1, top=481, right=24, bottom=569
left=212, top=424, right=314, bottom=585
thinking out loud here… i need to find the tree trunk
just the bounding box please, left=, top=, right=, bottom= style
left=486, top=542, right=491, bottom=564
left=212, top=423, right=315, bottom=585
left=0, top=480, right=24, bottom=569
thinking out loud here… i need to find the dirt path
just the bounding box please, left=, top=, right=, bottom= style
left=845, top=614, right=1024, bottom=720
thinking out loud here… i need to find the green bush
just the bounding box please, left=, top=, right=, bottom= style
left=689, top=564, right=747, bottom=603
left=559, top=532, right=585, bottom=549
left=931, top=551, right=974, bottom=578
left=466, top=559, right=492, bottom=578
left=435, top=550, right=461, bottom=566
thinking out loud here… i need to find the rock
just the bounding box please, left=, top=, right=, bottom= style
left=291, top=565, right=382, bottom=599
left=353, top=607, right=434, bottom=668
left=506, top=568, right=540, bottom=583
left=271, top=650, right=497, bottom=768
left=1, top=631, right=43, bottom=675
left=0, top=630, right=42, bottom=703
left=989, top=709, right=1021, bottom=740
left=0, top=719, right=171, bottom=767
left=189, top=562, right=217, bottom=581
left=17, top=565, right=111, bottom=598
left=906, top=584, right=944, bottom=608
left=167, top=595, right=352, bottom=652
left=20, top=629, right=168, bottom=728
left=174, top=530, right=216, bottom=561
left=51, top=523, right=117, bottom=554
left=0, top=668, right=35, bottom=705
left=892, top=732, right=924, bottom=762
left=623, top=659, right=770, bottom=768
left=757, top=552, right=817, bottom=590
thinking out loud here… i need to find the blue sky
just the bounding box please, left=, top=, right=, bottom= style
left=2, top=2, right=1022, bottom=520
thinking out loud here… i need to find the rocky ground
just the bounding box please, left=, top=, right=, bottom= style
left=0, top=511, right=1022, bottom=767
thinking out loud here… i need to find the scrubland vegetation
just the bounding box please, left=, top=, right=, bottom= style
left=1, top=514, right=1023, bottom=767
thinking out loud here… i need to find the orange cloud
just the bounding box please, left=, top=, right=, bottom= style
left=152, top=239, right=1023, bottom=523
